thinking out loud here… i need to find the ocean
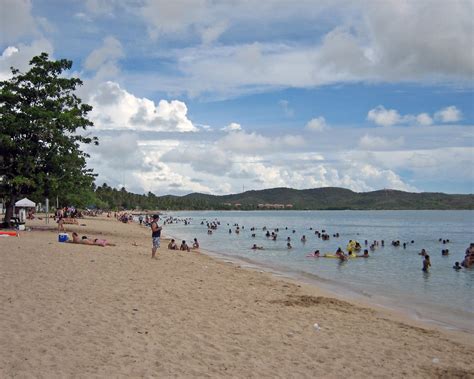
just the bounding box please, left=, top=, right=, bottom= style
left=161, top=210, right=474, bottom=332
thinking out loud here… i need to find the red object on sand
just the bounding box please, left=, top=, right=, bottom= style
left=0, top=231, right=18, bottom=237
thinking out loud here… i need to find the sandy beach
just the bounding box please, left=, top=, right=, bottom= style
left=0, top=216, right=473, bottom=378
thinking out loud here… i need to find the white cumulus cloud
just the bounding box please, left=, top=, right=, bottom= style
left=0, top=39, right=54, bottom=81
left=434, top=106, right=462, bottom=123
left=221, top=122, right=242, bottom=132
left=416, top=113, right=433, bottom=126
left=368, top=105, right=463, bottom=127
left=306, top=117, right=328, bottom=131
left=88, top=81, right=197, bottom=132
left=367, top=106, right=401, bottom=127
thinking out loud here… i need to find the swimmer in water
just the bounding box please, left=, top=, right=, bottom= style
left=334, top=248, right=347, bottom=261
left=422, top=255, right=431, bottom=272
left=358, top=249, right=369, bottom=258
left=251, top=244, right=264, bottom=250
left=453, top=262, right=462, bottom=270
left=287, top=242, right=292, bottom=249
left=307, top=250, right=320, bottom=257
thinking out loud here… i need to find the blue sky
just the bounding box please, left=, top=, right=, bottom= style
left=1, top=0, right=473, bottom=195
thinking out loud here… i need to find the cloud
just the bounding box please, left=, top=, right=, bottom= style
left=88, top=81, right=197, bottom=132
left=219, top=130, right=305, bottom=154
left=415, top=113, right=433, bottom=126
left=84, top=36, right=123, bottom=72
left=0, top=0, right=37, bottom=43
left=221, top=122, right=242, bottom=132
left=434, top=106, right=462, bottom=123
left=140, top=0, right=214, bottom=40
left=0, top=39, right=54, bottom=80
left=161, top=145, right=232, bottom=175
left=127, top=0, right=473, bottom=97
left=367, top=106, right=401, bottom=127
left=201, top=21, right=228, bottom=44
left=359, top=134, right=404, bottom=150
left=368, top=105, right=463, bottom=127
left=84, top=0, right=120, bottom=15
left=306, top=117, right=328, bottom=131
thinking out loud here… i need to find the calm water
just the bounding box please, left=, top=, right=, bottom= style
left=162, top=210, right=474, bottom=331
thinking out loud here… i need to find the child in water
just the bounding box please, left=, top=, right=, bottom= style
left=422, top=255, right=431, bottom=272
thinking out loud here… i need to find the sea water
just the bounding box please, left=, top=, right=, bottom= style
left=163, top=210, right=474, bottom=332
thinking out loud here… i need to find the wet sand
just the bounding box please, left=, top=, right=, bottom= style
left=0, top=216, right=473, bottom=378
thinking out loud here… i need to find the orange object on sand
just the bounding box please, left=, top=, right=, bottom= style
left=0, top=231, right=18, bottom=237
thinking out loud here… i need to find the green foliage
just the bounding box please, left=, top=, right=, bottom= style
left=92, top=186, right=474, bottom=211
left=0, top=52, right=97, bottom=217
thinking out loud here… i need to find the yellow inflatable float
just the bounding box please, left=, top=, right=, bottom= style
left=346, top=240, right=361, bottom=253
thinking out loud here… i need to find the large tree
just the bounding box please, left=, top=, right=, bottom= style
left=0, top=53, right=97, bottom=224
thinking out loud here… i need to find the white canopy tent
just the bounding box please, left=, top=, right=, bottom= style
left=15, top=198, right=36, bottom=207
left=15, top=198, right=36, bottom=223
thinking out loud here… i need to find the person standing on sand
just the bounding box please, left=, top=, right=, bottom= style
left=151, top=215, right=162, bottom=259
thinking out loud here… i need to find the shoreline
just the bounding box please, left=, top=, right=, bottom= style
left=1, top=216, right=473, bottom=377
left=167, top=229, right=474, bottom=338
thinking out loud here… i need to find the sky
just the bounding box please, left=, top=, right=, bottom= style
left=1, top=0, right=473, bottom=195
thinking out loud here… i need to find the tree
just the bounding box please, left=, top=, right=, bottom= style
left=0, top=53, right=97, bottom=225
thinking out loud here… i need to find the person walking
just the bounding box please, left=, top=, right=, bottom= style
left=151, top=214, right=162, bottom=259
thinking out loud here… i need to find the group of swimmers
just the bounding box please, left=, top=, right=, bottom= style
left=169, top=217, right=473, bottom=273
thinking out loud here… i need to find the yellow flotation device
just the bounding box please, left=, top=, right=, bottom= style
left=346, top=240, right=361, bottom=253
left=323, top=253, right=357, bottom=259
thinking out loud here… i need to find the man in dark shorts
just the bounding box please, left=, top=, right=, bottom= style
left=151, top=214, right=162, bottom=259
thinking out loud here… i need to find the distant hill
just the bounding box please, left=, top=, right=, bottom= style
left=179, top=187, right=474, bottom=210
left=94, top=184, right=474, bottom=210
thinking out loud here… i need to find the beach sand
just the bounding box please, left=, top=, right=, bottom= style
left=1, top=216, right=473, bottom=378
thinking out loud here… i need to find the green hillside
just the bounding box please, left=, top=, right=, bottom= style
left=181, top=187, right=474, bottom=210
left=92, top=184, right=474, bottom=210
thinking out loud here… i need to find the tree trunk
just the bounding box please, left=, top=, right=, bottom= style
left=4, top=196, right=17, bottom=228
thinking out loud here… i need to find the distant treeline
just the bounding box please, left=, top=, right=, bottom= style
left=91, top=184, right=474, bottom=211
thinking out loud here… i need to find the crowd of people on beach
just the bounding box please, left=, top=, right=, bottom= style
left=56, top=209, right=474, bottom=271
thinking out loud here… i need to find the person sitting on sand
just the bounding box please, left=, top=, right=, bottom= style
left=422, top=255, right=431, bottom=272
left=168, top=239, right=178, bottom=250
left=193, top=238, right=199, bottom=249
left=453, top=262, right=462, bottom=270
left=357, top=249, right=369, bottom=258
left=180, top=240, right=190, bottom=252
